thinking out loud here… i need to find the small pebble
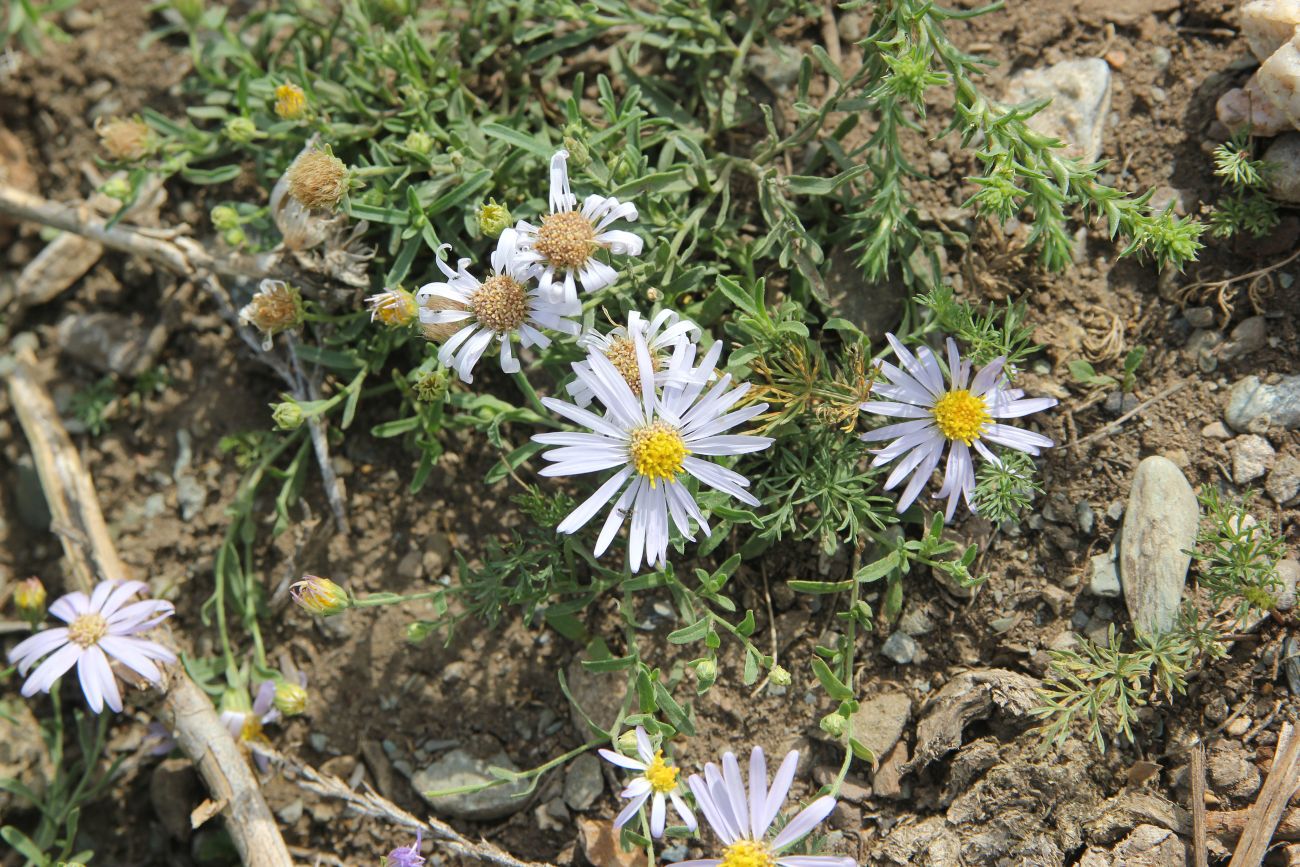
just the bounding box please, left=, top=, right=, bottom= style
left=880, top=631, right=918, bottom=665
left=1225, top=717, right=1252, bottom=738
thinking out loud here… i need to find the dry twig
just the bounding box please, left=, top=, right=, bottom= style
left=2, top=338, right=293, bottom=867
left=263, top=745, right=556, bottom=867
left=1070, top=380, right=1191, bottom=448
left=1191, top=744, right=1209, bottom=867
left=1228, top=722, right=1300, bottom=867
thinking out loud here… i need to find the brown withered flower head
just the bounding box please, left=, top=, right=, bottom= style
left=96, top=116, right=154, bottom=162
left=285, top=149, right=348, bottom=211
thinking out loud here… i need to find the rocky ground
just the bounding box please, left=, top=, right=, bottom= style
left=1, top=1, right=1300, bottom=866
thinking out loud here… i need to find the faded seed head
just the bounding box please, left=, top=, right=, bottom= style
left=286, top=150, right=348, bottom=210
left=534, top=210, right=596, bottom=270
left=96, top=117, right=153, bottom=161
left=470, top=275, right=529, bottom=333
left=240, top=280, right=305, bottom=337
left=604, top=336, right=659, bottom=395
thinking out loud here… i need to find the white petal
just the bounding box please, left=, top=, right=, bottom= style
left=614, top=789, right=651, bottom=829
left=749, top=746, right=768, bottom=840
left=538, top=396, right=628, bottom=440
left=595, top=482, right=639, bottom=558
left=983, top=423, right=1054, bottom=454
left=763, top=750, right=799, bottom=836
left=599, top=748, right=648, bottom=771
left=669, top=790, right=698, bottom=832
left=8, top=628, right=70, bottom=673
left=651, top=792, right=667, bottom=837
left=557, top=467, right=633, bottom=534
left=861, top=400, right=932, bottom=419
left=987, top=396, right=1057, bottom=418
left=635, top=727, right=655, bottom=763
left=23, top=642, right=82, bottom=694
left=896, top=442, right=944, bottom=513
left=861, top=417, right=935, bottom=444
left=771, top=796, right=837, bottom=851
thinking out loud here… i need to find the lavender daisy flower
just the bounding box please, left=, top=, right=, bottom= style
left=385, top=829, right=425, bottom=867
left=7, top=579, right=175, bottom=713
left=861, top=334, right=1057, bottom=521
left=599, top=726, right=697, bottom=838
left=681, top=747, right=855, bottom=867
left=221, top=681, right=281, bottom=773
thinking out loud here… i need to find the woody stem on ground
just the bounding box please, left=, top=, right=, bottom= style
left=2, top=337, right=294, bottom=867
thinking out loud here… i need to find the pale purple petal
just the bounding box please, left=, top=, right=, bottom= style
left=651, top=792, right=667, bottom=838
left=771, top=796, right=838, bottom=851
left=8, top=627, right=70, bottom=673
left=98, top=635, right=163, bottom=685
left=614, top=789, right=651, bottom=829
left=749, top=746, right=768, bottom=839
left=22, top=641, right=82, bottom=695
left=78, top=645, right=122, bottom=713
left=49, top=592, right=89, bottom=623
left=599, top=748, right=647, bottom=771
left=763, top=750, right=800, bottom=836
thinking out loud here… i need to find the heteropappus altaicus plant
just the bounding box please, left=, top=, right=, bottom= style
left=599, top=726, right=697, bottom=837
left=861, top=334, right=1057, bottom=520
left=533, top=335, right=772, bottom=572
left=8, top=580, right=175, bottom=714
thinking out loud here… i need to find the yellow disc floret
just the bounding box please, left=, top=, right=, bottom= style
left=720, top=840, right=776, bottom=867
left=67, top=613, right=109, bottom=648
left=274, top=83, right=307, bottom=120
left=931, top=389, right=990, bottom=444
left=534, top=210, right=597, bottom=270
left=644, top=751, right=679, bottom=793
left=628, top=422, right=688, bottom=487
left=470, top=275, right=530, bottom=333
left=240, top=714, right=265, bottom=744
left=605, top=336, right=659, bottom=395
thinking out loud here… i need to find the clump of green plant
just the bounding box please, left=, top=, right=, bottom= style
left=2, top=0, right=76, bottom=57
left=1192, top=487, right=1284, bottom=624
left=1208, top=130, right=1280, bottom=239
left=1034, top=490, right=1281, bottom=750
left=1067, top=345, right=1146, bottom=394
left=67, top=377, right=116, bottom=436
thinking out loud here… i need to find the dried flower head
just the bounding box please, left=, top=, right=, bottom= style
left=14, top=577, right=47, bottom=624
left=290, top=575, right=349, bottom=616
left=274, top=83, right=307, bottom=120
left=96, top=116, right=153, bottom=162
left=239, top=280, right=304, bottom=349
left=367, top=288, right=418, bottom=328
left=285, top=149, right=348, bottom=211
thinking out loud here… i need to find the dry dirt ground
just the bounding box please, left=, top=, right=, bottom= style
left=1, top=0, right=1299, bottom=865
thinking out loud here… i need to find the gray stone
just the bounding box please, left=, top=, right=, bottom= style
left=565, top=656, right=626, bottom=736
left=173, top=429, right=206, bottom=521
left=1221, top=316, right=1268, bottom=362
left=1275, top=559, right=1298, bottom=612
left=881, top=631, right=918, bottom=665
left=1188, top=329, right=1223, bottom=373
left=823, top=245, right=907, bottom=341
left=1201, top=421, right=1233, bottom=439
left=55, top=312, right=156, bottom=376
left=276, top=798, right=305, bottom=825
left=412, top=748, right=530, bottom=820
left=1004, top=58, right=1112, bottom=163
left=849, top=692, right=912, bottom=761
left=1104, top=391, right=1139, bottom=416
left=1265, top=133, right=1300, bottom=204
left=1184, top=307, right=1215, bottom=328
left=1226, top=374, right=1300, bottom=432
left=897, top=601, right=935, bottom=636
left=1076, top=501, right=1096, bottom=536
left=1208, top=742, right=1260, bottom=799
left=562, top=752, right=603, bottom=811
left=1119, top=457, right=1199, bottom=635
left=1266, top=455, right=1300, bottom=504
left=1284, top=635, right=1300, bottom=697
left=1231, top=434, right=1276, bottom=484
left=1088, top=546, right=1122, bottom=598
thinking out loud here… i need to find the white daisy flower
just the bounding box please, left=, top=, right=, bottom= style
left=7, top=579, right=175, bottom=714
left=514, top=149, right=644, bottom=302
left=532, top=332, right=773, bottom=572
left=598, top=726, right=697, bottom=838
left=566, top=309, right=704, bottom=407
left=861, top=333, right=1057, bottom=521
left=416, top=228, right=582, bottom=383
left=680, top=747, right=856, bottom=867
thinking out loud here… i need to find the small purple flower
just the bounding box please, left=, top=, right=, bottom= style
left=386, top=828, right=425, bottom=867
left=6, top=579, right=175, bottom=713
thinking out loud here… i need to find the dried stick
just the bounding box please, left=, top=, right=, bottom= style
left=3, top=338, right=293, bottom=867
left=1191, top=744, right=1209, bottom=867
left=1070, top=380, right=1190, bottom=448
left=262, top=746, right=555, bottom=867
left=1229, top=722, right=1300, bottom=867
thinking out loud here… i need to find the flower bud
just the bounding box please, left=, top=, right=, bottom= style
left=477, top=198, right=511, bottom=239
left=414, top=368, right=450, bottom=403
left=769, top=664, right=792, bottom=687
left=274, top=83, right=307, bottom=120
left=14, top=578, right=47, bottom=624
left=290, top=575, right=350, bottom=616
left=285, top=149, right=348, bottom=210
left=404, top=130, right=434, bottom=156
left=616, top=729, right=640, bottom=753
left=274, top=681, right=308, bottom=716
left=646, top=287, right=662, bottom=303
left=101, top=177, right=133, bottom=200
left=695, top=656, right=718, bottom=683
left=819, top=711, right=848, bottom=738
left=96, top=116, right=154, bottom=162
left=222, top=227, right=246, bottom=247
left=223, top=116, right=259, bottom=144
left=405, top=621, right=436, bottom=642
left=271, top=400, right=305, bottom=431
left=210, top=205, right=241, bottom=231
left=562, top=126, right=590, bottom=167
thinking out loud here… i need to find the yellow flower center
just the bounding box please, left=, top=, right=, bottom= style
left=275, top=83, right=307, bottom=119
left=628, top=422, right=688, bottom=487
left=535, top=210, right=597, bottom=270
left=372, top=290, right=417, bottom=326
left=67, top=613, right=108, bottom=648
left=605, top=337, right=659, bottom=395
left=644, top=751, right=679, bottom=794
left=239, top=714, right=264, bottom=743
left=721, top=840, right=775, bottom=867
left=931, top=389, right=990, bottom=444
left=470, top=274, right=530, bottom=333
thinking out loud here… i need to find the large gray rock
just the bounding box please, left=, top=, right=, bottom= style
left=1119, top=457, right=1199, bottom=635
left=562, top=752, right=603, bottom=811
left=1265, top=133, right=1300, bottom=204
left=55, top=312, right=157, bottom=376
left=412, top=748, right=530, bottom=820
left=1004, top=59, right=1113, bottom=162
left=850, top=692, right=912, bottom=762
left=1225, top=374, right=1300, bottom=432
left=1267, top=455, right=1300, bottom=504
left=1088, top=546, right=1121, bottom=598
left=1231, top=434, right=1276, bottom=484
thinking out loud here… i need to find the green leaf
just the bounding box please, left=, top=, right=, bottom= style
left=370, top=416, right=421, bottom=438
left=742, top=648, right=760, bottom=685
left=667, top=618, right=710, bottom=644
left=343, top=201, right=409, bottom=224
left=855, top=550, right=900, bottom=584
left=2, top=825, right=47, bottom=864
left=180, top=164, right=243, bottom=184
left=426, top=168, right=492, bottom=216
left=653, top=681, right=693, bottom=735
left=716, top=275, right=760, bottom=317
left=736, top=609, right=756, bottom=637
left=481, top=123, right=552, bottom=159
left=849, top=737, right=877, bottom=764
left=811, top=657, right=854, bottom=701
left=788, top=579, right=855, bottom=595
left=1066, top=359, right=1097, bottom=382
left=784, top=165, right=868, bottom=196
